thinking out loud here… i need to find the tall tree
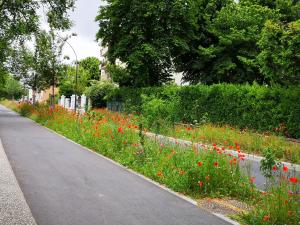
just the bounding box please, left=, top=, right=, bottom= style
left=185, top=3, right=279, bottom=84
left=59, top=64, right=89, bottom=97
left=0, top=0, right=74, bottom=83
left=9, top=30, right=66, bottom=103
left=257, top=19, right=300, bottom=85
left=96, top=0, right=199, bottom=87
left=171, top=0, right=233, bottom=84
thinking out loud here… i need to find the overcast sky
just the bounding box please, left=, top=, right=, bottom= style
left=55, top=0, right=105, bottom=61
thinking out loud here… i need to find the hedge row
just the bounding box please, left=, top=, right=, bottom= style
left=107, top=84, right=300, bottom=138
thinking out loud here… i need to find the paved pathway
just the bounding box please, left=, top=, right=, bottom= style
left=0, top=105, right=230, bottom=225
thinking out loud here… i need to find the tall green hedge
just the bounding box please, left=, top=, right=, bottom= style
left=107, top=84, right=300, bottom=138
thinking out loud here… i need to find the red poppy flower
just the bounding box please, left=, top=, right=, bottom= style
left=198, top=181, right=204, bottom=187
left=118, top=127, right=123, bottom=133
left=197, top=161, right=203, bottom=167
left=283, top=165, right=288, bottom=173
left=289, top=177, right=298, bottom=184
left=213, top=161, right=219, bottom=167
left=157, top=171, right=163, bottom=177
left=263, top=215, right=270, bottom=221
left=250, top=177, right=255, bottom=184
left=272, top=165, right=277, bottom=172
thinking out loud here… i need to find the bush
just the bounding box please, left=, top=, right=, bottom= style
left=18, top=103, right=33, bottom=117
left=85, top=81, right=117, bottom=108
left=108, top=84, right=300, bottom=138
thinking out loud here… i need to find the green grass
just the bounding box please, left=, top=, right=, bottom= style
left=154, top=123, right=300, bottom=164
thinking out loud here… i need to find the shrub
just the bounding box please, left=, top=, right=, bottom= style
left=108, top=84, right=300, bottom=138
left=18, top=103, right=33, bottom=117
left=85, top=81, right=117, bottom=108
left=141, top=93, right=180, bottom=133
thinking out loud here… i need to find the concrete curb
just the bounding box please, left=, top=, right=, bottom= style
left=0, top=138, right=37, bottom=225
left=1, top=105, right=239, bottom=225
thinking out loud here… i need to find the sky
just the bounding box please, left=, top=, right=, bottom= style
left=64, top=0, right=105, bottom=60
left=39, top=0, right=105, bottom=61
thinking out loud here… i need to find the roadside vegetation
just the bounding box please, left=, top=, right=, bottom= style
left=155, top=124, right=300, bottom=164
left=2, top=101, right=299, bottom=225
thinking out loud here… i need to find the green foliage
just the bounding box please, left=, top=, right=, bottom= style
left=96, top=0, right=299, bottom=86
left=106, top=64, right=131, bottom=87
left=241, top=180, right=299, bottom=225
left=96, top=0, right=199, bottom=87
left=0, top=0, right=74, bottom=76
left=257, top=20, right=300, bottom=85
left=3, top=75, right=25, bottom=100
left=9, top=30, right=67, bottom=96
left=260, top=148, right=277, bottom=178
left=141, top=93, right=180, bottom=133
left=19, top=103, right=33, bottom=117
left=80, top=57, right=100, bottom=80
left=191, top=3, right=279, bottom=84
left=59, top=65, right=89, bottom=97
left=0, top=71, right=9, bottom=98
left=85, top=81, right=117, bottom=108
left=108, top=84, right=300, bottom=138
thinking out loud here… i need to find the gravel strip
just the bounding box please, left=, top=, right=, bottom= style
left=0, top=139, right=36, bottom=225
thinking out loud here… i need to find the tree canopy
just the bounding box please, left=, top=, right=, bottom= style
left=0, top=0, right=74, bottom=85
left=8, top=30, right=66, bottom=94
left=80, top=57, right=101, bottom=80
left=96, top=0, right=200, bottom=87
left=96, top=0, right=300, bottom=86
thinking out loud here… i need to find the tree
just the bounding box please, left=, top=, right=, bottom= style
left=257, top=20, right=300, bottom=85
left=80, top=57, right=100, bottom=80
left=0, top=0, right=74, bottom=84
left=184, top=3, right=279, bottom=84
left=240, top=0, right=300, bottom=22
left=171, top=0, right=233, bottom=84
left=107, top=64, right=132, bottom=87
left=0, top=70, right=9, bottom=98
left=8, top=30, right=66, bottom=104
left=3, top=75, right=25, bottom=100
left=96, top=0, right=199, bottom=87
left=96, top=0, right=299, bottom=86
left=59, top=64, right=89, bottom=97
left=178, top=0, right=299, bottom=84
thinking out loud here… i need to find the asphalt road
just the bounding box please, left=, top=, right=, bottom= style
left=0, top=105, right=230, bottom=225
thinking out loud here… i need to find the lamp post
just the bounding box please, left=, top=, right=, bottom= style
left=55, top=33, right=78, bottom=112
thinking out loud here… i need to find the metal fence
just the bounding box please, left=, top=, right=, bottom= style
left=107, top=101, right=124, bottom=112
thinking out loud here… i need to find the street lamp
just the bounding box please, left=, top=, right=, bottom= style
left=55, top=33, right=78, bottom=112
